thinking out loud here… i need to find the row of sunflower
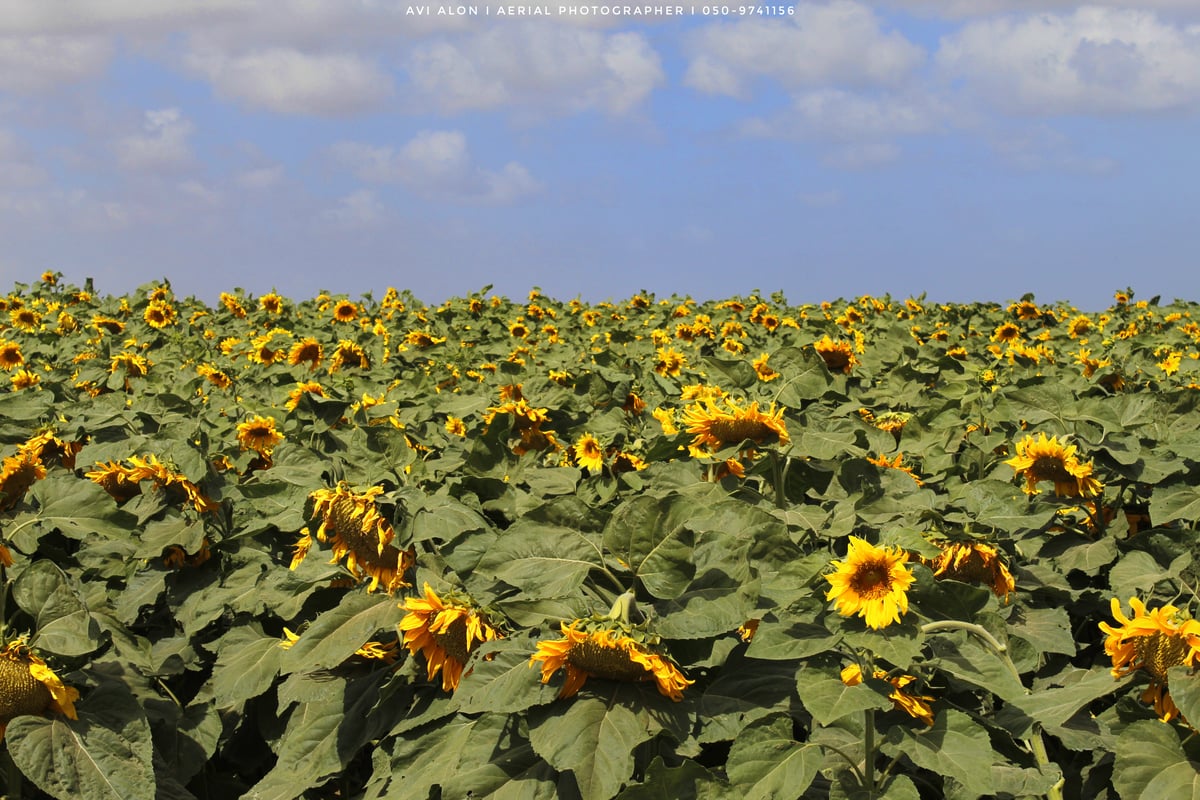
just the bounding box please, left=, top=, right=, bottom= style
left=1, top=272, right=1199, bottom=798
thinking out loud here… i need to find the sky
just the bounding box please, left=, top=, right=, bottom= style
left=1, top=0, right=1198, bottom=310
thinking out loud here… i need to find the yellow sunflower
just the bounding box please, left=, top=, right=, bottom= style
left=991, top=322, right=1022, bottom=343
left=824, top=536, right=915, bottom=630
left=286, top=381, right=325, bottom=411
left=237, top=415, right=284, bottom=456
left=841, top=663, right=934, bottom=726
left=0, top=641, right=79, bottom=741
left=752, top=353, right=780, bottom=382
left=681, top=397, right=789, bottom=451
left=332, top=301, right=359, bottom=323
left=573, top=433, right=604, bottom=473
left=399, top=583, right=502, bottom=692
left=143, top=300, right=177, bottom=329
left=307, top=484, right=414, bottom=593
left=330, top=340, right=369, bottom=371
left=10, top=370, right=40, bottom=391
left=126, top=454, right=217, bottom=513
left=9, top=309, right=41, bottom=333
left=0, top=451, right=46, bottom=512
left=0, top=341, right=23, bottom=371
left=85, top=460, right=143, bottom=503
left=1005, top=433, right=1102, bottom=498
left=1099, top=597, right=1200, bottom=722
left=813, top=335, right=858, bottom=374
left=867, top=453, right=924, bottom=486
left=17, top=431, right=82, bottom=469
left=922, top=541, right=1015, bottom=601
left=260, top=293, right=284, bottom=314
left=654, top=347, right=687, bottom=377
left=445, top=416, right=467, bottom=437
left=530, top=621, right=693, bottom=701
left=288, top=338, right=324, bottom=369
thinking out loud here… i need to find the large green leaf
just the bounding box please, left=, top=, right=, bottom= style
left=527, top=686, right=660, bottom=800
left=795, top=665, right=892, bottom=727
left=478, top=522, right=606, bottom=599
left=13, top=560, right=102, bottom=657
left=9, top=474, right=138, bottom=547
left=1113, top=720, right=1200, bottom=800
left=725, top=714, right=821, bottom=800
left=279, top=590, right=400, bottom=675
left=880, top=709, right=995, bottom=798
left=7, top=679, right=156, bottom=800
left=210, top=627, right=286, bottom=708
left=602, top=493, right=698, bottom=599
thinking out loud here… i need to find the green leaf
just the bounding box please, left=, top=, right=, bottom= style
left=1110, top=550, right=1182, bottom=604
left=454, top=639, right=560, bottom=714
left=280, top=591, right=400, bottom=674
left=616, top=756, right=724, bottom=800
left=7, top=678, right=156, bottom=800
left=924, top=632, right=1028, bottom=703
left=528, top=686, right=658, bottom=800
left=1114, top=720, right=1200, bottom=800
left=1152, top=483, right=1200, bottom=526
left=13, top=560, right=102, bottom=657
left=1006, top=606, right=1075, bottom=656
left=1013, top=668, right=1133, bottom=729
left=699, top=660, right=797, bottom=743
left=14, top=473, right=139, bottom=542
left=725, top=714, right=821, bottom=800
left=210, top=628, right=285, bottom=708
left=795, top=665, right=891, bottom=727
left=603, top=494, right=698, bottom=599
left=478, top=521, right=605, bottom=599
left=880, top=709, right=995, bottom=798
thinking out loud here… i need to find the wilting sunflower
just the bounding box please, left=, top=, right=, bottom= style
left=1100, top=597, right=1200, bottom=722
left=286, top=381, right=325, bottom=411
left=922, top=541, right=1015, bottom=601
left=813, top=335, right=858, bottom=374
left=307, top=483, right=415, bottom=593
left=867, top=453, right=924, bottom=486
left=236, top=415, right=283, bottom=456
left=18, top=431, right=82, bottom=469
left=0, top=341, right=22, bottom=371
left=1005, top=433, right=1102, bottom=498
left=86, top=460, right=143, bottom=503
left=573, top=433, right=604, bottom=473
left=825, top=536, right=915, bottom=630
left=841, top=663, right=934, bottom=725
left=0, top=641, right=79, bottom=741
left=126, top=454, right=217, bottom=513
left=400, top=583, right=503, bottom=692
left=681, top=397, right=790, bottom=451
left=330, top=340, right=369, bottom=371
left=0, top=451, right=46, bottom=512
left=531, top=620, right=693, bottom=701
left=752, top=353, right=780, bottom=382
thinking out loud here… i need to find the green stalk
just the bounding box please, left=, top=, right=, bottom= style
left=921, top=620, right=1063, bottom=800
left=863, top=708, right=876, bottom=796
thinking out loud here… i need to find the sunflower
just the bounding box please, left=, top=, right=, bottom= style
left=400, top=583, right=502, bottom=692
left=814, top=335, right=858, bottom=374
left=1067, top=315, right=1092, bottom=339
left=91, top=316, right=125, bottom=335
left=681, top=397, right=790, bottom=451
left=18, top=431, right=82, bottom=469
left=237, top=415, right=283, bottom=456
left=196, top=364, right=232, bottom=390
left=0, top=641, right=79, bottom=741
left=530, top=621, right=693, bottom=701
left=288, top=338, right=324, bottom=369
left=143, top=300, right=177, bottom=329
left=10, top=370, right=40, bottom=391
left=991, top=322, right=1022, bottom=343
left=610, top=450, right=648, bottom=474
left=331, top=340, right=369, bottom=371
left=867, top=453, right=924, bottom=486
left=824, top=536, right=915, bottom=630
left=1099, top=597, right=1200, bottom=722
left=573, top=433, right=604, bottom=473
left=654, top=347, right=687, bottom=377
left=841, top=663, right=934, bottom=726
left=9, top=309, right=41, bottom=332
left=260, top=293, right=284, bottom=314
left=445, top=416, right=467, bottom=437
left=922, top=541, right=1014, bottom=601
left=126, top=454, right=217, bottom=513
left=0, top=452, right=46, bottom=512
left=110, top=352, right=150, bottom=378
left=1004, top=433, right=1102, bottom=498
left=752, top=353, right=780, bottom=382
left=405, top=331, right=445, bottom=349
left=86, top=460, right=143, bottom=503
left=332, top=301, right=359, bottom=323
left=508, top=320, right=530, bottom=339
left=307, top=483, right=414, bottom=593
left=286, top=381, right=325, bottom=411
left=0, top=341, right=22, bottom=371
left=484, top=399, right=560, bottom=455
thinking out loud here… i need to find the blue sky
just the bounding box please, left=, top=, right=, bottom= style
left=1, top=1, right=1198, bottom=310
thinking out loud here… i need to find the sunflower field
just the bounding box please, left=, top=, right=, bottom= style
left=2, top=273, right=1200, bottom=799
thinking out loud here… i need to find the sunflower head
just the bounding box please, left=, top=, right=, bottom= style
left=399, top=583, right=502, bottom=692
left=824, top=536, right=915, bottom=630
left=332, top=301, right=359, bottom=323
left=309, top=483, right=414, bottom=593
left=0, top=641, right=79, bottom=740
left=841, top=662, right=934, bottom=726
left=0, top=451, right=47, bottom=511
left=237, top=415, right=284, bottom=456
left=573, top=433, right=604, bottom=473
left=813, top=335, right=858, bottom=374
left=1099, top=597, right=1200, bottom=722
left=681, top=397, right=790, bottom=451
left=0, top=341, right=23, bottom=371
left=923, top=540, right=1015, bottom=601
left=1004, top=433, right=1102, bottom=498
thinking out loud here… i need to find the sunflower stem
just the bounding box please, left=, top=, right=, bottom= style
left=771, top=450, right=788, bottom=509
left=863, top=708, right=876, bottom=794
left=920, top=620, right=1062, bottom=800
left=606, top=591, right=637, bottom=625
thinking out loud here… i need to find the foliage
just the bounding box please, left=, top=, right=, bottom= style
left=2, top=274, right=1200, bottom=799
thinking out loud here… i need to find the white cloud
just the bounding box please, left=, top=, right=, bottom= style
left=0, top=34, right=112, bottom=91
left=406, top=23, right=664, bottom=115
left=114, top=108, right=194, bottom=171
left=684, top=1, right=925, bottom=97
left=990, top=125, right=1119, bottom=174
left=178, top=180, right=221, bottom=206
left=0, top=129, right=45, bottom=188
left=320, top=189, right=384, bottom=229
left=184, top=46, right=392, bottom=115
left=332, top=131, right=542, bottom=204
left=879, top=1, right=1200, bottom=19
left=235, top=165, right=284, bottom=190
left=937, top=7, right=1200, bottom=114
left=822, top=142, right=902, bottom=169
